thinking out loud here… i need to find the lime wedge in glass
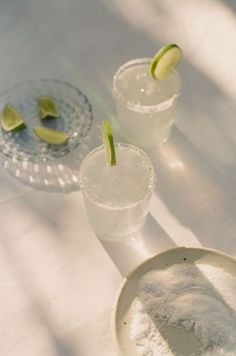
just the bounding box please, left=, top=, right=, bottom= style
left=1, top=104, right=27, bottom=132
left=150, top=44, right=182, bottom=80
left=33, top=126, right=69, bottom=145
left=102, top=120, right=116, bottom=166
left=38, top=96, right=60, bottom=119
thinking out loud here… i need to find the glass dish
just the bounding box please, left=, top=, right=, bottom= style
left=0, top=79, right=93, bottom=161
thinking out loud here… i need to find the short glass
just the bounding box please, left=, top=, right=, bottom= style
left=113, top=58, right=181, bottom=147
left=79, top=143, right=156, bottom=240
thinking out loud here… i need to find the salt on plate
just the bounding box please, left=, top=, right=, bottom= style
left=130, top=263, right=236, bottom=355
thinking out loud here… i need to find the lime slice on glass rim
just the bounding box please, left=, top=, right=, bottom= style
left=33, top=126, right=69, bottom=145
left=38, top=96, right=60, bottom=119
left=102, top=120, right=116, bottom=166
left=1, top=104, right=27, bottom=132
left=150, top=44, right=182, bottom=80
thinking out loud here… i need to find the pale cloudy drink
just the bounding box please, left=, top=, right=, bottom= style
left=79, top=143, right=155, bottom=240
left=113, top=58, right=181, bottom=147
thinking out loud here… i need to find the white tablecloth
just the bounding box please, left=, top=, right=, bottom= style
left=1, top=0, right=236, bottom=355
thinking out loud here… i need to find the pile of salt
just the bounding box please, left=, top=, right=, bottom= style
left=130, top=263, right=236, bottom=355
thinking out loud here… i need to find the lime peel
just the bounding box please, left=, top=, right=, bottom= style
left=1, top=104, right=27, bottom=132
left=38, top=96, right=60, bottom=119
left=33, top=126, right=69, bottom=145
left=102, top=120, right=116, bottom=166
left=150, top=44, right=182, bottom=80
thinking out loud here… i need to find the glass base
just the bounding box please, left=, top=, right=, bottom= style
left=95, top=221, right=145, bottom=242
left=116, top=125, right=172, bottom=148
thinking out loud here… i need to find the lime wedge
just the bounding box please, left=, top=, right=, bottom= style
left=102, top=120, right=116, bottom=166
left=1, top=104, right=27, bottom=132
left=150, top=44, right=182, bottom=80
left=38, top=96, right=60, bottom=119
left=33, top=126, right=69, bottom=145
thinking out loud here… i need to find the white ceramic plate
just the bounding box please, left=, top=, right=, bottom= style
left=111, top=247, right=236, bottom=356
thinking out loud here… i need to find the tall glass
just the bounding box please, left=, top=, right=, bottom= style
left=113, top=58, right=181, bottom=147
left=79, top=143, right=155, bottom=240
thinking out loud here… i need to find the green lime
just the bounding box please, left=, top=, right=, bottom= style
left=38, top=96, right=60, bottom=119
left=102, top=120, right=116, bottom=166
left=33, top=126, right=69, bottom=145
left=150, top=44, right=182, bottom=80
left=1, top=104, right=27, bottom=132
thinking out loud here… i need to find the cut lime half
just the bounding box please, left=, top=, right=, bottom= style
left=150, top=44, right=182, bottom=80
left=1, top=104, right=27, bottom=132
left=38, top=96, right=60, bottom=119
left=102, top=121, right=116, bottom=166
left=33, top=126, right=69, bottom=145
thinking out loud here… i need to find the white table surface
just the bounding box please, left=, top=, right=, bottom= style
left=1, top=0, right=236, bottom=355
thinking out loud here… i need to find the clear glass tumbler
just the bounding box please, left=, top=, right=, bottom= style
left=79, top=143, right=156, bottom=240
left=113, top=58, right=181, bottom=147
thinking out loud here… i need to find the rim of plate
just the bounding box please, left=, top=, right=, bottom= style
left=111, top=246, right=236, bottom=355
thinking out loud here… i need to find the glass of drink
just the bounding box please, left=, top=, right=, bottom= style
left=79, top=143, right=155, bottom=240
left=113, top=58, right=181, bottom=147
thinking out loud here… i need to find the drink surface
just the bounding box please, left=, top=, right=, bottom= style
left=115, top=63, right=180, bottom=107
left=113, top=59, right=181, bottom=146
left=81, top=144, right=155, bottom=208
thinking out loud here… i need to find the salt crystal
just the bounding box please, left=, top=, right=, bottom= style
left=130, top=263, right=236, bottom=355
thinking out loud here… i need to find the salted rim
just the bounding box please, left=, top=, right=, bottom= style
left=113, top=58, right=182, bottom=113
left=79, top=143, right=156, bottom=210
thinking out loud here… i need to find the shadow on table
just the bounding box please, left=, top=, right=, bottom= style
left=146, top=126, right=236, bottom=256
left=99, top=0, right=236, bottom=255
left=0, top=232, right=78, bottom=356
left=1, top=1, right=236, bottom=355
left=99, top=214, right=177, bottom=276
left=221, top=0, right=236, bottom=13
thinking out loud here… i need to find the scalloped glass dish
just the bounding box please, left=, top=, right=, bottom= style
left=0, top=79, right=93, bottom=162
